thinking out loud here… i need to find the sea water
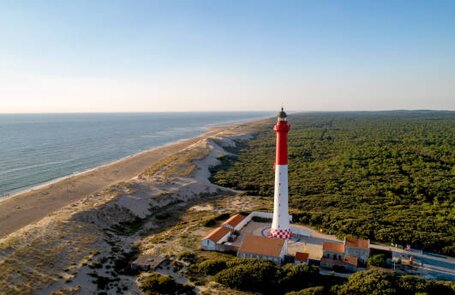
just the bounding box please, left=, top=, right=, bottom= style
left=0, top=112, right=272, bottom=198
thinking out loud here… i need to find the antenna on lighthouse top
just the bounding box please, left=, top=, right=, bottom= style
left=278, top=106, right=287, bottom=120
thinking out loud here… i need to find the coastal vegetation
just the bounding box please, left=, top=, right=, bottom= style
left=368, top=254, right=388, bottom=268
left=210, top=111, right=455, bottom=255
left=138, top=272, right=194, bottom=294
left=189, top=255, right=454, bottom=295
left=332, top=269, right=455, bottom=295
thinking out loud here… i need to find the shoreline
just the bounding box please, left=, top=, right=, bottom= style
left=0, top=117, right=270, bottom=238
left=1, top=115, right=271, bottom=203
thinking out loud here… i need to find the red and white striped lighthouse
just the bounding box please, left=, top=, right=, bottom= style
left=271, top=107, right=291, bottom=239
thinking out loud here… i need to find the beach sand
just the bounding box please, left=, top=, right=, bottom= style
left=0, top=119, right=267, bottom=238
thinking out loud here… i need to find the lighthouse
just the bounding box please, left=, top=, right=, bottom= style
left=271, top=107, right=291, bottom=239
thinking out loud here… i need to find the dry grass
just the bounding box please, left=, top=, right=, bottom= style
left=200, top=281, right=251, bottom=295
left=0, top=219, right=100, bottom=294
left=141, top=142, right=211, bottom=178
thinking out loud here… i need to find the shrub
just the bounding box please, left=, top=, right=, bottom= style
left=442, top=246, right=455, bottom=257
left=178, top=251, right=197, bottom=264
left=202, top=218, right=216, bottom=227
left=113, top=247, right=139, bottom=275
left=335, top=270, right=455, bottom=295
left=286, top=286, right=325, bottom=295
left=332, top=269, right=398, bottom=295
left=396, top=275, right=455, bottom=295
left=368, top=254, right=388, bottom=267
left=214, top=259, right=278, bottom=293
left=225, top=258, right=249, bottom=268
left=197, top=259, right=228, bottom=275
left=278, top=264, right=320, bottom=291
left=215, top=213, right=231, bottom=221
left=139, top=273, right=194, bottom=295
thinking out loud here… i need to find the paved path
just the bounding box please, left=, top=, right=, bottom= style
left=370, top=244, right=455, bottom=280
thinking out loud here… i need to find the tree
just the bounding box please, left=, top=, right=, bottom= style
left=333, top=269, right=398, bottom=295
left=197, top=258, right=228, bottom=275
left=286, top=286, right=325, bottom=295
left=214, top=259, right=278, bottom=293
left=139, top=273, right=194, bottom=295
left=368, top=254, right=388, bottom=267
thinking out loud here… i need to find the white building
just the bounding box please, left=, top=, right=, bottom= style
left=201, top=226, right=230, bottom=251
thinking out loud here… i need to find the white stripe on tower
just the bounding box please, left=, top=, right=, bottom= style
left=271, top=164, right=290, bottom=238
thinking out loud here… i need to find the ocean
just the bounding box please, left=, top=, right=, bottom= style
left=0, top=112, right=272, bottom=198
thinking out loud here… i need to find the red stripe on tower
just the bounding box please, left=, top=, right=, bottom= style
left=274, top=120, right=290, bottom=165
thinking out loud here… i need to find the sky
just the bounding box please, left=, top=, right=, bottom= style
left=0, top=0, right=454, bottom=113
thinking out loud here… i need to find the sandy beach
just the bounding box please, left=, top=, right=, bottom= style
left=0, top=119, right=266, bottom=238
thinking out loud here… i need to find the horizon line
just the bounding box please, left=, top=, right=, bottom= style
left=1, top=109, right=455, bottom=115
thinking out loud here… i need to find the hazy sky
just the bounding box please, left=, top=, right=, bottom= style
left=0, top=0, right=454, bottom=113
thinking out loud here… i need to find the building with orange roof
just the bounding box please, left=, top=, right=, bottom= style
left=201, top=213, right=249, bottom=251
left=222, top=213, right=246, bottom=230
left=295, top=252, right=309, bottom=265
left=344, top=237, right=369, bottom=265
left=323, top=242, right=345, bottom=254
left=321, top=238, right=369, bottom=271
left=238, top=235, right=287, bottom=264
left=345, top=237, right=369, bottom=249
left=201, top=226, right=231, bottom=251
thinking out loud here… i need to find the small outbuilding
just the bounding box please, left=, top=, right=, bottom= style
left=201, top=226, right=231, bottom=251
left=295, top=252, right=309, bottom=265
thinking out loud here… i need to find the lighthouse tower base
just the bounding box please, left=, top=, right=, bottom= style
left=270, top=228, right=292, bottom=239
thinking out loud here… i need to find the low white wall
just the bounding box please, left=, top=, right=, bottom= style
left=234, top=211, right=294, bottom=232
left=234, top=211, right=272, bottom=231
